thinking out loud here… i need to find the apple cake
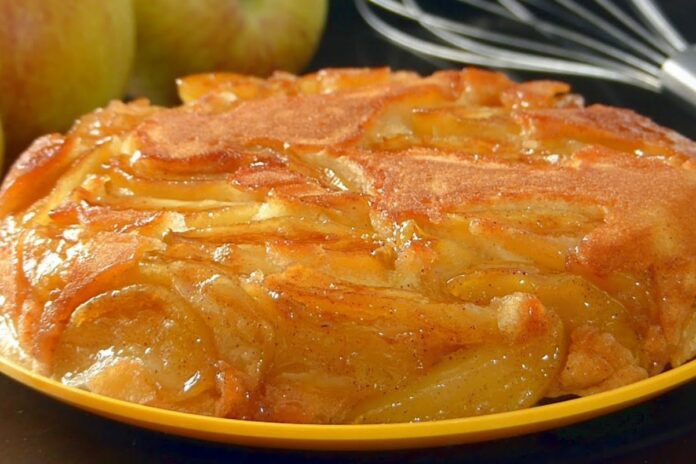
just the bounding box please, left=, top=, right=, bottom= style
left=1, top=68, right=695, bottom=424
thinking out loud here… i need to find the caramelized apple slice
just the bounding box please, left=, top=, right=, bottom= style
left=52, top=284, right=218, bottom=413
left=447, top=268, right=639, bottom=355
left=348, top=293, right=564, bottom=423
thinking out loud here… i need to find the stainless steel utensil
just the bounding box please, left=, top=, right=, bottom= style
left=356, top=0, right=696, bottom=109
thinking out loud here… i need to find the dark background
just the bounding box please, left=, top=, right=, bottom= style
left=3, top=1, right=696, bottom=463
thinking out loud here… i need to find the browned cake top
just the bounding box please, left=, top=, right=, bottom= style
left=1, top=67, right=696, bottom=423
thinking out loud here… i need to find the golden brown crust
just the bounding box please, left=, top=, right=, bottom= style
left=1, top=67, right=695, bottom=423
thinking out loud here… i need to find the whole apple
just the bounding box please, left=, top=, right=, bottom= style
left=0, top=0, right=135, bottom=161
left=130, top=0, right=328, bottom=104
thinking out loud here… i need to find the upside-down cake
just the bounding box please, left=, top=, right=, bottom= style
left=1, top=68, right=695, bottom=424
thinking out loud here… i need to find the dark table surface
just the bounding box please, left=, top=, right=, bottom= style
left=3, top=1, right=696, bottom=463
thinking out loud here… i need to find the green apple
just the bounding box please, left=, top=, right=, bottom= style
left=0, top=0, right=135, bottom=161
left=130, top=0, right=328, bottom=105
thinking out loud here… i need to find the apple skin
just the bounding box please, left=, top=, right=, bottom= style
left=0, top=0, right=135, bottom=161
left=129, top=0, right=328, bottom=105
left=0, top=117, right=4, bottom=173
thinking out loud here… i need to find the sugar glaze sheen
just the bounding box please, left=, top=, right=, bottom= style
left=0, top=67, right=695, bottom=424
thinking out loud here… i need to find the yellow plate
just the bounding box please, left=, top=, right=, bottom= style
left=1, top=355, right=695, bottom=450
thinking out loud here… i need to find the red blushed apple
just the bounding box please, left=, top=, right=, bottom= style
left=129, top=0, right=328, bottom=104
left=0, top=0, right=135, bottom=162
left=0, top=118, right=4, bottom=172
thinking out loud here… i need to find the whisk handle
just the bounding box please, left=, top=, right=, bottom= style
left=660, top=46, right=696, bottom=112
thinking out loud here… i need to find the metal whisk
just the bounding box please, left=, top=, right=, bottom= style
left=356, top=0, right=696, bottom=109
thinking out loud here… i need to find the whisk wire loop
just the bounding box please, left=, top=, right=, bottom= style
left=500, top=0, right=660, bottom=75
left=631, top=0, right=687, bottom=52
left=357, top=0, right=696, bottom=108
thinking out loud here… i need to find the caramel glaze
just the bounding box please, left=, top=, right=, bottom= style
left=1, top=68, right=695, bottom=423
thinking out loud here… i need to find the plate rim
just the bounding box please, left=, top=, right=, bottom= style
left=2, top=355, right=696, bottom=450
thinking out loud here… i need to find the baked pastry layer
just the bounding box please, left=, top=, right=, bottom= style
left=1, top=68, right=696, bottom=423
